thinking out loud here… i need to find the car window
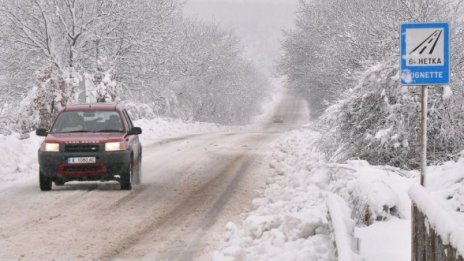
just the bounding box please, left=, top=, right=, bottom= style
left=51, top=111, right=124, bottom=133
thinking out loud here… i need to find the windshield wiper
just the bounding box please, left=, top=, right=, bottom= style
left=63, top=130, right=93, bottom=133
left=97, top=129, right=124, bottom=133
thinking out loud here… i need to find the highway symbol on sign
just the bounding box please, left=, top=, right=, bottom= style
left=400, top=23, right=449, bottom=85
left=407, top=29, right=443, bottom=66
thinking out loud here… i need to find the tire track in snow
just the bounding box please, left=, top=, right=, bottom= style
left=168, top=159, right=254, bottom=261
left=99, top=156, right=245, bottom=260
left=102, top=133, right=271, bottom=260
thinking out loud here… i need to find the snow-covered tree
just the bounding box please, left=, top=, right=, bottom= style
left=1, top=0, right=270, bottom=131
left=85, top=62, right=120, bottom=104
left=0, top=0, right=138, bottom=130
left=17, top=67, right=80, bottom=132
left=320, top=59, right=464, bottom=169
left=164, top=21, right=269, bottom=124
left=280, top=0, right=464, bottom=117
left=281, top=0, right=464, bottom=167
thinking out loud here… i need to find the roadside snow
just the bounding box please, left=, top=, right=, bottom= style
left=355, top=218, right=410, bottom=261
left=328, top=160, right=415, bottom=261
left=0, top=133, right=42, bottom=189
left=136, top=117, right=233, bottom=146
left=214, top=125, right=419, bottom=261
left=214, top=127, right=351, bottom=260
left=427, top=157, right=464, bottom=218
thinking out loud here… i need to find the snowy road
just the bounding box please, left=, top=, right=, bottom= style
left=0, top=89, right=309, bottom=260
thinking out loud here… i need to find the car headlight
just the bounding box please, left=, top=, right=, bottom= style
left=44, top=143, right=60, bottom=152
left=105, top=142, right=125, bottom=151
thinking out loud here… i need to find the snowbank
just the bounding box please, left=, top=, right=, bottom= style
left=355, top=218, right=410, bottom=261
left=214, top=125, right=418, bottom=260
left=327, top=160, right=416, bottom=224
left=0, top=132, right=43, bottom=189
left=214, top=127, right=349, bottom=260
left=326, top=160, right=415, bottom=261
left=427, top=157, right=464, bottom=216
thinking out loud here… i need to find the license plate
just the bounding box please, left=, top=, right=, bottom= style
left=67, top=157, right=96, bottom=164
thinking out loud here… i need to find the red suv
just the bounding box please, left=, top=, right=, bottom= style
left=36, top=103, right=142, bottom=191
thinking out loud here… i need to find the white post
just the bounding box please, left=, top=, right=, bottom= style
left=421, top=86, right=428, bottom=186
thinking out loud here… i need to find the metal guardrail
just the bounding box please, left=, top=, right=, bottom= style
left=327, top=194, right=362, bottom=261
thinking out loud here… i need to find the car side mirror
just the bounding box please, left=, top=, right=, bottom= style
left=128, top=127, right=142, bottom=135
left=36, top=129, right=48, bottom=137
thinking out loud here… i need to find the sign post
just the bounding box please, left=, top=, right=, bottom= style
left=400, top=22, right=450, bottom=186
left=420, top=86, right=427, bottom=186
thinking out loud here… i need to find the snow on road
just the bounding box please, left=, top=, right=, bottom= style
left=0, top=132, right=271, bottom=260
left=0, top=131, right=275, bottom=260
left=0, top=120, right=242, bottom=260
left=0, top=87, right=311, bottom=260
left=7, top=84, right=463, bottom=260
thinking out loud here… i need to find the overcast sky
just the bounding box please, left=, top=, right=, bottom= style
left=183, top=0, right=298, bottom=76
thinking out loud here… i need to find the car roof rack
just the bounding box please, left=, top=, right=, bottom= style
left=64, top=102, right=123, bottom=111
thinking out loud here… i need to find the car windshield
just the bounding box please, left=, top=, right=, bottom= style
left=51, top=111, right=124, bottom=133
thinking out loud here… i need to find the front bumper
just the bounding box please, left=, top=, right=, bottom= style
left=38, top=148, right=131, bottom=181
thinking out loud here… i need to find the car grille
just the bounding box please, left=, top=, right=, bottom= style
left=64, top=144, right=100, bottom=153
left=64, top=166, right=100, bottom=172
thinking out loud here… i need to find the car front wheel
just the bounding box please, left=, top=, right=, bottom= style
left=39, top=171, right=52, bottom=191
left=120, top=162, right=132, bottom=190
left=133, top=155, right=142, bottom=185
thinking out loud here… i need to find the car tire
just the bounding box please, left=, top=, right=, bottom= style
left=39, top=172, right=52, bottom=191
left=133, top=155, right=142, bottom=185
left=120, top=161, right=132, bottom=191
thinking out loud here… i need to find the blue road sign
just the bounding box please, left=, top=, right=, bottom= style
left=400, top=23, right=450, bottom=85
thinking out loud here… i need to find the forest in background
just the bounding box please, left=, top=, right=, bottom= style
left=0, top=0, right=269, bottom=134
left=280, top=0, right=464, bottom=169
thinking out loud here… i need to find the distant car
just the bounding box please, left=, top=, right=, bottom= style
left=273, top=116, right=284, bottom=124
left=36, top=103, right=142, bottom=191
